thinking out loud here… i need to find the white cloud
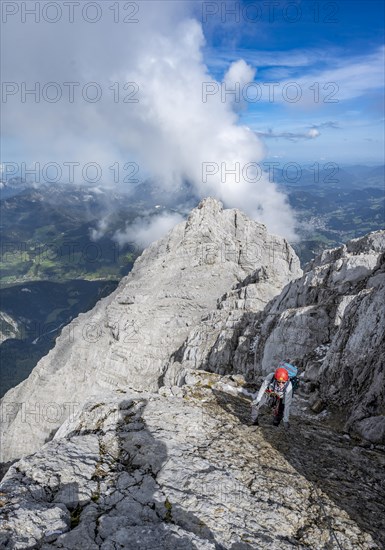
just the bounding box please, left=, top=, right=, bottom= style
left=90, top=217, right=110, bottom=241
left=223, top=59, right=256, bottom=111
left=207, top=45, right=385, bottom=104
left=224, top=59, right=256, bottom=87
left=276, top=46, right=385, bottom=107
left=307, top=128, right=320, bottom=138
left=256, top=128, right=320, bottom=141
left=205, top=48, right=328, bottom=74
left=2, top=0, right=297, bottom=241
left=114, top=212, right=184, bottom=248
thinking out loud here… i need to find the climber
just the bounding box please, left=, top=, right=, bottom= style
left=250, top=367, right=292, bottom=428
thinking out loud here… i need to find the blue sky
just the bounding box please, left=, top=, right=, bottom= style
left=1, top=0, right=384, bottom=193
left=200, top=0, right=385, bottom=164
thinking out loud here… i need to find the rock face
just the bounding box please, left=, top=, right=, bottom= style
left=319, top=258, right=385, bottom=442
left=0, top=311, right=20, bottom=344
left=170, top=230, right=385, bottom=443
left=167, top=254, right=302, bottom=381
left=0, top=373, right=381, bottom=549
left=1, top=200, right=384, bottom=548
left=0, top=198, right=301, bottom=463
left=250, top=231, right=385, bottom=442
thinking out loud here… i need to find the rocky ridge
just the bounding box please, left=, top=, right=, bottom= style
left=178, top=230, right=385, bottom=443
left=1, top=199, right=384, bottom=549
left=0, top=198, right=301, bottom=463
left=251, top=231, right=385, bottom=443
left=0, top=372, right=383, bottom=549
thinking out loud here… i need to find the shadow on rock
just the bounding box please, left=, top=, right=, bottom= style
left=212, top=388, right=385, bottom=549
left=0, top=394, right=241, bottom=549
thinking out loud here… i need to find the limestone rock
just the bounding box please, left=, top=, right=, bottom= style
left=318, top=261, right=385, bottom=441
left=250, top=231, right=385, bottom=442
left=0, top=198, right=300, bottom=463
left=0, top=311, right=21, bottom=344
left=165, top=259, right=302, bottom=383
left=0, top=213, right=384, bottom=547
left=0, top=374, right=380, bottom=549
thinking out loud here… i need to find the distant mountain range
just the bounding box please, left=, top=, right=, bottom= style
left=0, top=166, right=383, bottom=396
left=1, top=198, right=384, bottom=549
left=1, top=182, right=150, bottom=285
left=272, top=163, right=384, bottom=189
left=2, top=164, right=383, bottom=272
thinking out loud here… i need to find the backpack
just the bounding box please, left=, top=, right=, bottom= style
left=279, top=362, right=299, bottom=393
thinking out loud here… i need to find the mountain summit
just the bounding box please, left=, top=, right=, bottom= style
left=0, top=197, right=301, bottom=463
left=0, top=199, right=384, bottom=549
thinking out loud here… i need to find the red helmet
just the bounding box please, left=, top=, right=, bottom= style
left=274, top=367, right=289, bottom=382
